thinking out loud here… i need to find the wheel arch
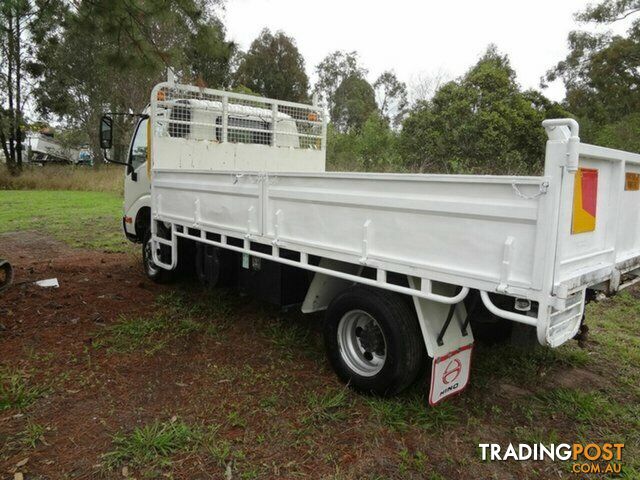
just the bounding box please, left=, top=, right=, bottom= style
left=134, top=206, right=151, bottom=242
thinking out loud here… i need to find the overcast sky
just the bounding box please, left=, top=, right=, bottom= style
left=222, top=0, right=628, bottom=102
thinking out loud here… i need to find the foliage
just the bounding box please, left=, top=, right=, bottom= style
left=374, top=70, right=408, bottom=127
left=234, top=28, right=309, bottom=102
left=400, top=46, right=568, bottom=174
left=314, top=50, right=367, bottom=112
left=0, top=0, right=67, bottom=173
left=577, top=0, right=640, bottom=23
left=331, top=74, right=378, bottom=133
left=326, top=115, right=402, bottom=172
left=546, top=0, right=640, bottom=147
left=357, top=113, right=401, bottom=169
left=594, top=112, right=640, bottom=151
left=28, top=0, right=234, bottom=162
left=185, top=18, right=237, bottom=88
left=545, top=27, right=640, bottom=137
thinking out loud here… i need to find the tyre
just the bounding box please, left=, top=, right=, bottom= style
left=0, top=259, right=13, bottom=292
left=195, top=243, right=236, bottom=288
left=324, top=286, right=426, bottom=396
left=142, top=230, right=173, bottom=284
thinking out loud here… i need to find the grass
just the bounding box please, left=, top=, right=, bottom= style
left=205, top=438, right=234, bottom=467
left=95, top=312, right=203, bottom=354
left=0, top=368, right=49, bottom=411
left=398, top=448, right=429, bottom=476
left=304, top=388, right=351, bottom=423
left=584, top=291, right=640, bottom=393
left=262, top=316, right=325, bottom=362
left=365, top=391, right=459, bottom=432
left=95, top=292, right=225, bottom=354
left=0, top=189, right=126, bottom=251
left=103, top=420, right=248, bottom=474
left=538, top=388, right=613, bottom=425
left=103, top=419, right=199, bottom=469
left=473, top=343, right=589, bottom=388
left=94, top=314, right=174, bottom=355
left=0, top=164, right=123, bottom=194
left=20, top=422, right=47, bottom=449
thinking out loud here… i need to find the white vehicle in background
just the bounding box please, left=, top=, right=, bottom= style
left=100, top=75, right=640, bottom=404
left=25, top=132, right=82, bottom=165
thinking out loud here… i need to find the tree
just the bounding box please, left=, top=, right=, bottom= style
left=401, top=46, right=568, bottom=174
left=29, top=0, right=234, bottom=163
left=314, top=51, right=367, bottom=111
left=545, top=28, right=640, bottom=133
left=331, top=74, right=378, bottom=133
left=545, top=0, right=640, bottom=144
left=234, top=29, right=309, bottom=102
left=373, top=71, right=408, bottom=127
left=594, top=112, right=640, bottom=151
left=356, top=112, right=400, bottom=170
left=185, top=20, right=236, bottom=88
left=408, top=70, right=449, bottom=105
left=326, top=113, right=400, bottom=172
left=577, top=0, right=640, bottom=23
left=0, top=0, right=66, bottom=174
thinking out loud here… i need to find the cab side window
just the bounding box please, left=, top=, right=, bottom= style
left=130, top=118, right=148, bottom=170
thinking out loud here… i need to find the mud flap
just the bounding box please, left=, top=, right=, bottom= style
left=429, top=344, right=473, bottom=406
left=408, top=277, right=474, bottom=405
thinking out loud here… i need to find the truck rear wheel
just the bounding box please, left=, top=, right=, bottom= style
left=142, top=230, right=173, bottom=284
left=324, top=286, right=425, bottom=396
left=195, top=243, right=236, bottom=288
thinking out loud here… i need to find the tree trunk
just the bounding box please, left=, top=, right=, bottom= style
left=0, top=123, right=10, bottom=166
left=6, top=10, right=17, bottom=174
left=14, top=5, right=23, bottom=171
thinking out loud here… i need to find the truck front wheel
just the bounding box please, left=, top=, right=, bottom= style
left=324, top=286, right=425, bottom=396
left=142, top=230, right=173, bottom=284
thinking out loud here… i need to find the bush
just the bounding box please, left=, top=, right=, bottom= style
left=594, top=113, right=640, bottom=154
left=326, top=114, right=405, bottom=172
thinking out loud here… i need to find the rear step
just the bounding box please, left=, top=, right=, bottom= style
left=546, top=290, right=585, bottom=347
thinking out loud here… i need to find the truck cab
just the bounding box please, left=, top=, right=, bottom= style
left=122, top=112, right=152, bottom=243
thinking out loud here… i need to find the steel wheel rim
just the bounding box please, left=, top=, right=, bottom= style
left=337, top=309, right=387, bottom=377
left=144, top=238, right=159, bottom=276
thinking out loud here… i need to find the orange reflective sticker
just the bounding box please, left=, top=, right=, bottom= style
left=572, top=168, right=598, bottom=234
left=626, top=172, right=640, bottom=191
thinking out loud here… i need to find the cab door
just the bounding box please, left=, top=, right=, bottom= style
left=123, top=117, right=151, bottom=238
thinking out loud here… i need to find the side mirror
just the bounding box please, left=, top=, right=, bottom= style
left=100, top=115, right=113, bottom=150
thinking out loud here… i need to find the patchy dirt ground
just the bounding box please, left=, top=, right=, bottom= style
left=0, top=231, right=638, bottom=480
left=0, top=232, right=161, bottom=477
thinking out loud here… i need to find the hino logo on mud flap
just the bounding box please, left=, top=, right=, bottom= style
left=439, top=382, right=459, bottom=397
left=442, top=358, right=462, bottom=384
left=429, top=344, right=473, bottom=406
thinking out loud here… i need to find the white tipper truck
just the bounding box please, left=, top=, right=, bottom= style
left=100, top=77, right=640, bottom=405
